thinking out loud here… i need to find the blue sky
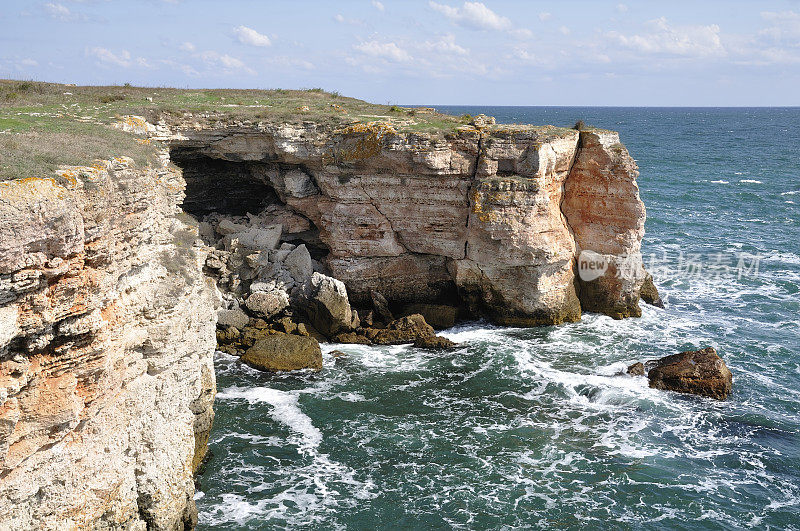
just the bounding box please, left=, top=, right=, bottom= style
left=2, top=0, right=800, bottom=105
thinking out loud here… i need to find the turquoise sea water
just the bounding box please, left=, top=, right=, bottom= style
left=196, top=108, right=800, bottom=530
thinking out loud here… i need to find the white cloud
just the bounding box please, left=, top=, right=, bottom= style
left=607, top=17, right=725, bottom=57
left=87, top=47, right=132, bottom=67
left=429, top=1, right=511, bottom=31
left=233, top=25, right=271, bottom=47
left=44, top=2, right=82, bottom=21
left=420, top=34, right=469, bottom=56
left=759, top=11, right=800, bottom=42
left=198, top=51, right=257, bottom=74
left=179, top=42, right=196, bottom=52
left=334, top=14, right=363, bottom=25
left=371, top=0, right=385, bottom=11
left=87, top=47, right=152, bottom=69
left=538, top=12, right=552, bottom=22
left=19, top=58, right=38, bottom=67
left=354, top=40, right=412, bottom=62
left=510, top=28, right=533, bottom=39
left=559, top=26, right=571, bottom=36
left=616, top=4, right=629, bottom=13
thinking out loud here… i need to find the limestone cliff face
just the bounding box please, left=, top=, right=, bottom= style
left=0, top=111, right=647, bottom=529
left=0, top=159, right=216, bottom=529
left=165, top=117, right=647, bottom=324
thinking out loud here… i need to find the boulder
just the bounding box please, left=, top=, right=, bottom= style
left=245, top=289, right=289, bottom=319
left=216, top=308, right=249, bottom=330
left=626, top=362, right=645, bottom=376
left=241, top=333, right=322, bottom=372
left=232, top=225, right=282, bottom=251
left=640, top=273, right=664, bottom=308
left=414, top=335, right=457, bottom=350
left=299, top=272, right=354, bottom=338
left=647, top=347, right=732, bottom=400
left=333, top=331, right=372, bottom=345
left=216, top=218, right=247, bottom=235
left=370, top=290, right=394, bottom=323
left=402, top=303, right=458, bottom=329
left=368, top=314, right=435, bottom=345
left=284, top=244, right=313, bottom=283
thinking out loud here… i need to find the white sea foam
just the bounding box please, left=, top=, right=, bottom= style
left=710, top=180, right=729, bottom=184
left=217, top=386, right=322, bottom=452
left=781, top=190, right=800, bottom=196
left=739, top=179, right=763, bottom=184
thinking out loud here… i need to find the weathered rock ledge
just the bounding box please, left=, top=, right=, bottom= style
left=158, top=113, right=651, bottom=327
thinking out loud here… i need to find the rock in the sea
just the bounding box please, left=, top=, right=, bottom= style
left=640, top=273, right=664, bottom=308
left=245, top=289, right=289, bottom=319
left=647, top=347, right=732, bottom=400
left=241, top=333, right=322, bottom=372
left=299, top=272, right=354, bottom=338
left=333, top=331, right=372, bottom=345
left=368, top=314, right=436, bottom=345
left=414, top=335, right=457, bottom=350
left=626, top=362, right=645, bottom=376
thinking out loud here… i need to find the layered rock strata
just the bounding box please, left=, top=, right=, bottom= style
left=0, top=159, right=216, bottom=528
left=165, top=117, right=649, bottom=325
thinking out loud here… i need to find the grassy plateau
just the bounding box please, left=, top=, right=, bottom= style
left=0, top=80, right=473, bottom=182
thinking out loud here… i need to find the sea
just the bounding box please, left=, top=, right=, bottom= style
left=195, top=107, right=800, bottom=530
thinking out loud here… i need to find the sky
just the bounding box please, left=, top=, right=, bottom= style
left=2, top=0, right=800, bottom=106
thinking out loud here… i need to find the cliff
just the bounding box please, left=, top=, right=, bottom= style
left=164, top=115, right=647, bottom=326
left=0, top=159, right=216, bottom=528
left=0, top=81, right=649, bottom=528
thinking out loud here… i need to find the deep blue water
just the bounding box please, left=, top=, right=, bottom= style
left=196, top=108, right=800, bottom=529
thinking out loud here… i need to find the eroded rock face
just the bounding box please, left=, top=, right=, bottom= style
left=167, top=118, right=649, bottom=325
left=647, top=347, right=733, bottom=400
left=0, top=159, right=216, bottom=529
left=562, top=130, right=648, bottom=319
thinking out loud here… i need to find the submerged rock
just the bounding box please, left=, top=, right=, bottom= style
left=647, top=347, right=732, bottom=400
left=414, top=335, right=457, bottom=350
left=241, top=333, right=322, bottom=372
left=626, top=362, right=645, bottom=376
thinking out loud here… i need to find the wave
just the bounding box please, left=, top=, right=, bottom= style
left=217, top=386, right=322, bottom=452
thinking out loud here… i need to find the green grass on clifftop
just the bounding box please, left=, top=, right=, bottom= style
left=0, top=80, right=473, bottom=181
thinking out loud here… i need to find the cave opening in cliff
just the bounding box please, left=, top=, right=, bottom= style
left=169, top=149, right=329, bottom=259
left=170, top=152, right=279, bottom=218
